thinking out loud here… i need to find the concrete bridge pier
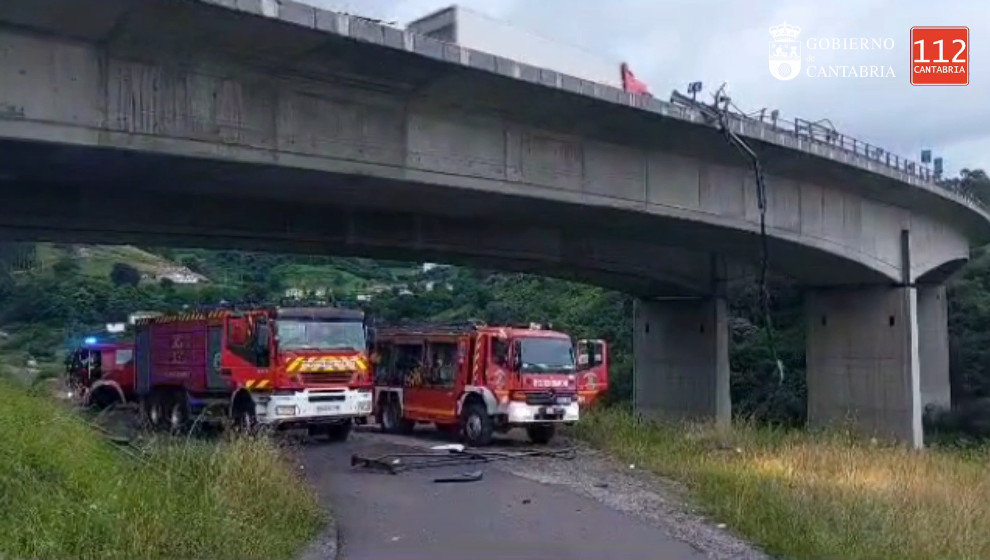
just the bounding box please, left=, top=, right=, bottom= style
left=632, top=254, right=731, bottom=428
left=804, top=283, right=950, bottom=448
left=632, top=295, right=731, bottom=428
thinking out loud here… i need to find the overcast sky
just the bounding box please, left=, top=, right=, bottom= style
left=300, top=0, right=986, bottom=176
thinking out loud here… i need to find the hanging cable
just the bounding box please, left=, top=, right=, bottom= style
left=670, top=84, right=785, bottom=383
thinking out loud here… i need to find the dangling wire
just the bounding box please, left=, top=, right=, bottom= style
left=674, top=84, right=785, bottom=383
left=711, top=85, right=785, bottom=384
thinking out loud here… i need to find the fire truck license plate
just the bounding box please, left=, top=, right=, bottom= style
left=316, top=404, right=340, bottom=413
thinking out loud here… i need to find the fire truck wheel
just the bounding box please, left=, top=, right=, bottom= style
left=461, top=402, right=493, bottom=447
left=168, top=392, right=190, bottom=434
left=381, top=399, right=398, bottom=433
left=526, top=424, right=556, bottom=445
left=232, top=401, right=258, bottom=434
left=382, top=399, right=413, bottom=434
left=145, top=393, right=168, bottom=431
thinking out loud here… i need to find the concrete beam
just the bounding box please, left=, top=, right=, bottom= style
left=0, top=181, right=716, bottom=296
left=633, top=296, right=730, bottom=427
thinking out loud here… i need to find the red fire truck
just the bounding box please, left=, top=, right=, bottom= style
left=65, top=338, right=136, bottom=409
left=134, top=306, right=373, bottom=439
left=575, top=339, right=609, bottom=407
left=370, top=321, right=580, bottom=445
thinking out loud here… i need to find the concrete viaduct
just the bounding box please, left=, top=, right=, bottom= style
left=1, top=0, right=987, bottom=447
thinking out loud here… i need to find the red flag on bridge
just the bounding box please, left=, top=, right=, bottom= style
left=621, top=62, right=651, bottom=96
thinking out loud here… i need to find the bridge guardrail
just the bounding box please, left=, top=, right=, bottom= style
left=717, top=109, right=986, bottom=211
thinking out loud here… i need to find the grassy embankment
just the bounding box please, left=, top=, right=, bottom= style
left=574, top=407, right=990, bottom=560
left=0, top=379, right=325, bottom=560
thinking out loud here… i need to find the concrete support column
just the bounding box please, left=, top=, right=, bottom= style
left=918, top=284, right=951, bottom=410
left=633, top=296, right=731, bottom=427
left=805, top=286, right=925, bottom=447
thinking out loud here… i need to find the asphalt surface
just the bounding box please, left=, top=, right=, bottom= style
left=300, top=429, right=708, bottom=560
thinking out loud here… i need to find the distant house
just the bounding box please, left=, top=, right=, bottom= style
left=424, top=280, right=454, bottom=292
left=356, top=294, right=372, bottom=302
left=284, top=287, right=305, bottom=299
left=284, top=286, right=333, bottom=301
left=153, top=266, right=206, bottom=285
left=368, top=284, right=391, bottom=294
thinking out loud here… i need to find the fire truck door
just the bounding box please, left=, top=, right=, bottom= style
left=405, top=341, right=459, bottom=422
left=206, top=325, right=226, bottom=390
left=576, top=339, right=608, bottom=401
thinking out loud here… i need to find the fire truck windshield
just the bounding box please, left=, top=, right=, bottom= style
left=276, top=320, right=366, bottom=351
left=518, top=337, right=575, bottom=373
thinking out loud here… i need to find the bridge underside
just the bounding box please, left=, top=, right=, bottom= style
left=0, top=139, right=897, bottom=295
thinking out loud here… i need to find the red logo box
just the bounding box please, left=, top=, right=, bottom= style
left=911, top=27, right=969, bottom=86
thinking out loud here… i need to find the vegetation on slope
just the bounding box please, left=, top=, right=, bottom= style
left=0, top=379, right=324, bottom=560
left=575, top=408, right=990, bottom=560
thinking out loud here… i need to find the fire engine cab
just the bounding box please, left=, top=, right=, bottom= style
left=134, top=306, right=373, bottom=439
left=65, top=338, right=135, bottom=409
left=370, top=321, right=580, bottom=445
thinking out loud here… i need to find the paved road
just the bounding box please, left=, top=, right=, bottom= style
left=300, top=429, right=707, bottom=560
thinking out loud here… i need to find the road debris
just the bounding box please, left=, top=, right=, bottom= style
left=433, top=470, right=483, bottom=483
left=350, top=446, right=576, bottom=474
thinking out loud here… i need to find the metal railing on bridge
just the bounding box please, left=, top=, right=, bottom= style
left=672, top=93, right=986, bottom=212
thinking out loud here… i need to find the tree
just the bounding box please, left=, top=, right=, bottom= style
left=52, top=257, right=80, bottom=277
left=940, top=168, right=990, bottom=205
left=180, top=255, right=206, bottom=275
left=110, top=262, right=141, bottom=287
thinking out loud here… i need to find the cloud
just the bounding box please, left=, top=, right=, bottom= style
left=300, top=0, right=987, bottom=176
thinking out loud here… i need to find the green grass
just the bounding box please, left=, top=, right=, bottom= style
left=573, top=407, right=990, bottom=560
left=272, top=263, right=367, bottom=295
left=0, top=380, right=325, bottom=560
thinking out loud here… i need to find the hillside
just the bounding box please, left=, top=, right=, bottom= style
left=29, top=244, right=205, bottom=285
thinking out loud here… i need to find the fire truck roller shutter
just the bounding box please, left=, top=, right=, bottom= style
left=457, top=386, right=498, bottom=416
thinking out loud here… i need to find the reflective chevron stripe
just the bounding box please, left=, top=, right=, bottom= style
left=245, top=379, right=272, bottom=390
left=286, top=355, right=370, bottom=373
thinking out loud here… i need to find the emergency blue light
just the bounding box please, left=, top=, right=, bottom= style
left=84, top=337, right=97, bottom=345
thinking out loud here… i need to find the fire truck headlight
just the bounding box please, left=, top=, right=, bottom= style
left=275, top=405, right=297, bottom=416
